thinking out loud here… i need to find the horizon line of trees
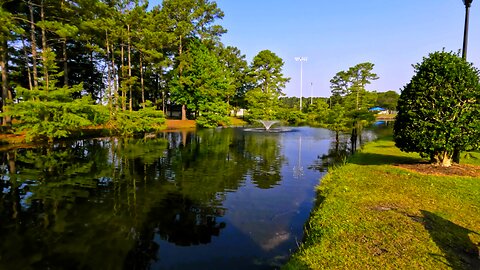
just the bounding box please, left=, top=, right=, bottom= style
left=0, top=0, right=255, bottom=140
left=0, top=0, right=401, bottom=142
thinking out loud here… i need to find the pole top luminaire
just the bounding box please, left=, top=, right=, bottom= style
left=295, top=57, right=308, bottom=62
left=463, top=0, right=473, bottom=7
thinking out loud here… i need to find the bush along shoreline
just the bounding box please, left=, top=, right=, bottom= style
left=284, top=136, right=480, bottom=269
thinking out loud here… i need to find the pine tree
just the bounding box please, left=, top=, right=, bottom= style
left=245, top=50, right=290, bottom=120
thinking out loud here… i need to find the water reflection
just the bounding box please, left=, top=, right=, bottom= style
left=309, top=128, right=379, bottom=173
left=0, top=127, right=375, bottom=269
left=293, top=136, right=304, bottom=179
left=246, top=133, right=285, bottom=189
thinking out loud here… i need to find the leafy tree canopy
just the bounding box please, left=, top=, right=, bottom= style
left=170, top=40, right=232, bottom=127
left=245, top=50, right=290, bottom=120
left=376, top=90, right=399, bottom=111
left=330, top=62, right=379, bottom=111
left=394, top=51, right=480, bottom=167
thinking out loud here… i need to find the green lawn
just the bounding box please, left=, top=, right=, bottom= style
left=284, top=137, right=480, bottom=269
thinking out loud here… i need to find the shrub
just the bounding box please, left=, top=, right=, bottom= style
left=394, top=51, right=480, bottom=167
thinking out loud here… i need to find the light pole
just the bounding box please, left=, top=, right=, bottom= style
left=455, top=0, right=474, bottom=164
left=462, top=0, right=473, bottom=59
left=295, top=57, right=307, bottom=110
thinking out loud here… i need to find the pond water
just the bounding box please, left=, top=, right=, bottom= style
left=0, top=127, right=375, bottom=270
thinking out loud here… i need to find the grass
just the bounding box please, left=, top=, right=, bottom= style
left=165, top=117, right=247, bottom=130
left=284, top=137, right=480, bottom=269
left=376, top=114, right=396, bottom=119
left=227, top=116, right=248, bottom=126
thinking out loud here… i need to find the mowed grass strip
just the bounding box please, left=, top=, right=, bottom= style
left=284, top=137, right=480, bottom=270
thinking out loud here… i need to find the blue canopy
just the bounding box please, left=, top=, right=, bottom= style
left=369, top=106, right=386, bottom=111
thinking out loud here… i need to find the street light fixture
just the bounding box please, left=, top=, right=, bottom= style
left=295, top=57, right=307, bottom=110
left=462, top=0, right=473, bottom=59
left=455, top=0, right=473, bottom=163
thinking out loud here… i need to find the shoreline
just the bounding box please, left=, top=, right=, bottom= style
left=284, top=136, right=480, bottom=269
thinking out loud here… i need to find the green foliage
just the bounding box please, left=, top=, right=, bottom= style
left=279, top=98, right=330, bottom=126
left=245, top=50, right=290, bottom=120
left=196, top=101, right=230, bottom=128
left=170, top=40, right=231, bottom=127
left=216, top=45, right=250, bottom=109
left=245, top=87, right=279, bottom=120
left=276, top=108, right=306, bottom=125
left=323, top=104, right=351, bottom=134
left=160, top=0, right=226, bottom=43
left=376, top=90, right=399, bottom=111
left=330, top=62, right=379, bottom=111
left=347, top=109, right=376, bottom=127
left=323, top=62, right=378, bottom=142
left=112, top=102, right=166, bottom=136
left=394, top=51, right=480, bottom=166
left=3, top=84, right=108, bottom=142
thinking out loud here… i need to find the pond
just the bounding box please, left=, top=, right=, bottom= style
left=0, top=126, right=376, bottom=270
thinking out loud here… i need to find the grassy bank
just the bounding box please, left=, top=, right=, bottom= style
left=285, top=137, right=480, bottom=269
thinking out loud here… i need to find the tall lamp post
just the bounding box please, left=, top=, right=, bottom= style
left=455, top=0, right=473, bottom=164
left=295, top=57, right=307, bottom=110
left=462, top=0, right=473, bottom=59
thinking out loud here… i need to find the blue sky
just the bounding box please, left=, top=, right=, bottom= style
left=152, top=1, right=480, bottom=98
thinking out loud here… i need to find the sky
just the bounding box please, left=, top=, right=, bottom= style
left=152, top=0, right=480, bottom=98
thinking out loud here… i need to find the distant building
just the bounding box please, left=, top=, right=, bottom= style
left=231, top=108, right=246, bottom=117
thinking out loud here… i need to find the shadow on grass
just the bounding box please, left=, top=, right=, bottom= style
left=375, top=135, right=394, bottom=142
left=348, top=152, right=422, bottom=166
left=421, top=210, right=480, bottom=270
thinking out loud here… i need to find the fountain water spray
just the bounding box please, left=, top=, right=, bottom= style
left=256, top=120, right=280, bottom=131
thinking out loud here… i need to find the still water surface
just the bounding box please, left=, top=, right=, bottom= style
left=0, top=127, right=371, bottom=269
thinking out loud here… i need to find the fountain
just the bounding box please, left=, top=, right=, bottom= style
left=257, top=120, right=280, bottom=131
left=243, top=120, right=292, bottom=133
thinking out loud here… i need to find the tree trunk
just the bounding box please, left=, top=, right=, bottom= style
left=106, top=30, right=112, bottom=115
left=1, top=39, right=11, bottom=125
left=181, top=104, right=187, bottom=121
left=159, top=72, right=166, bottom=113
left=40, top=0, right=49, bottom=90
left=438, top=151, right=452, bottom=167
left=7, top=151, right=18, bottom=219
left=121, top=43, right=126, bottom=111
left=452, top=149, right=461, bottom=164
left=112, top=44, right=119, bottom=111
left=356, top=87, right=359, bottom=110
left=140, top=52, right=145, bottom=108
left=127, top=24, right=132, bottom=112
left=21, top=37, right=33, bottom=91
left=350, top=126, right=357, bottom=154
left=62, top=38, right=68, bottom=86
left=178, top=36, right=187, bottom=120
left=29, top=1, right=38, bottom=88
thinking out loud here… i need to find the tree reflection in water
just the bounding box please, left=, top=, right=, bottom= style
left=0, top=127, right=288, bottom=269
left=0, top=126, right=378, bottom=269
left=309, top=128, right=378, bottom=173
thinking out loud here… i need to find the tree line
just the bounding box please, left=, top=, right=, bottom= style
left=0, top=0, right=399, bottom=142
left=0, top=0, right=254, bottom=140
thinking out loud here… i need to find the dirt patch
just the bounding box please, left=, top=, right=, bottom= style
left=396, top=163, right=480, bottom=177
left=165, top=120, right=196, bottom=130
